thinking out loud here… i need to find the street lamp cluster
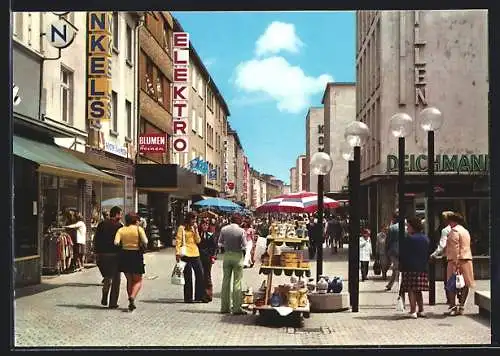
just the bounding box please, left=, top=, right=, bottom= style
left=310, top=107, right=442, bottom=312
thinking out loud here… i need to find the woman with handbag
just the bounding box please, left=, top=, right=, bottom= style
left=445, top=213, right=475, bottom=316
left=175, top=212, right=204, bottom=303
left=400, top=217, right=430, bottom=319
left=114, top=213, right=148, bottom=312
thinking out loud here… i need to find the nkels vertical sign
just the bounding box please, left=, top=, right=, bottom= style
left=172, top=32, right=190, bottom=153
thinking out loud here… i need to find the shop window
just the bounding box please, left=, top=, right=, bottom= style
left=59, top=178, right=80, bottom=213
left=101, top=179, right=125, bottom=215
left=61, top=66, right=74, bottom=124
left=112, top=12, right=119, bottom=52
left=126, top=24, right=133, bottom=64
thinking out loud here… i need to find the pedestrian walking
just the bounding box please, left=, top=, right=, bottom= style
left=218, top=214, right=247, bottom=315
left=63, top=212, right=86, bottom=271
left=385, top=212, right=405, bottom=291
left=326, top=215, right=343, bottom=253
left=175, top=212, right=204, bottom=303
left=94, top=206, right=123, bottom=309
left=242, top=219, right=256, bottom=268
left=376, top=225, right=389, bottom=279
left=360, top=228, right=372, bottom=281
left=114, top=213, right=148, bottom=312
left=430, top=211, right=454, bottom=306
left=198, top=220, right=217, bottom=303
left=400, top=217, right=430, bottom=319
left=444, top=213, right=475, bottom=316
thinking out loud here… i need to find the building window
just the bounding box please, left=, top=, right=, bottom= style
left=198, top=115, right=203, bottom=137
left=163, top=76, right=171, bottom=112
left=126, top=24, right=133, bottom=65
left=191, top=66, right=197, bottom=90
left=126, top=100, right=132, bottom=138
left=191, top=110, right=196, bottom=133
left=60, top=66, right=73, bottom=124
left=155, top=70, right=164, bottom=105
left=112, top=12, right=119, bottom=52
left=145, top=58, right=155, bottom=96
left=162, top=22, right=171, bottom=53
left=111, top=91, right=118, bottom=133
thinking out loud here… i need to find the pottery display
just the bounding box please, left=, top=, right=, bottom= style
left=288, top=290, right=299, bottom=308
left=270, top=287, right=282, bottom=307
left=297, top=288, right=308, bottom=307
left=316, top=277, right=328, bottom=294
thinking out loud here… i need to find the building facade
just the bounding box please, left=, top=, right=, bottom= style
left=296, top=155, right=307, bottom=192
left=356, top=10, right=489, bottom=258
left=322, top=82, right=356, bottom=193
left=12, top=11, right=141, bottom=286
left=305, top=107, right=325, bottom=193
left=290, top=167, right=298, bottom=193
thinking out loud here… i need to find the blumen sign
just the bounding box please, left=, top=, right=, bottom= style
left=139, top=133, right=166, bottom=153
left=172, top=32, right=190, bottom=153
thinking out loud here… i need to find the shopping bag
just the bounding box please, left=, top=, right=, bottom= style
left=395, top=272, right=405, bottom=312
left=171, top=261, right=186, bottom=285
left=373, top=260, right=382, bottom=276
left=445, top=272, right=457, bottom=292
left=455, top=273, right=466, bottom=289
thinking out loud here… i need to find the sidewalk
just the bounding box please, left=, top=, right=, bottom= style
left=14, top=246, right=491, bottom=347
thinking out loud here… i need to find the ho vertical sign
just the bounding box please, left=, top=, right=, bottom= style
left=172, top=32, right=190, bottom=153
left=46, top=18, right=77, bottom=49
left=87, top=12, right=113, bottom=122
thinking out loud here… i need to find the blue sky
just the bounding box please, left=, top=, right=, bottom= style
left=174, top=11, right=355, bottom=184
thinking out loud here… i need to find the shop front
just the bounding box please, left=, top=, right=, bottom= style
left=135, top=164, right=204, bottom=246
left=13, top=135, right=121, bottom=287
left=363, top=152, right=490, bottom=279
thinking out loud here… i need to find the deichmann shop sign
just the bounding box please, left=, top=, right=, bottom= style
left=386, top=154, right=489, bottom=173
left=172, top=32, right=190, bottom=153
left=86, top=12, right=112, bottom=122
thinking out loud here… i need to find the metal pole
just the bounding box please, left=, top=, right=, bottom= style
left=316, top=175, right=324, bottom=281
left=398, top=137, right=406, bottom=268
left=351, top=146, right=361, bottom=312
left=427, top=130, right=436, bottom=305
left=347, top=160, right=355, bottom=308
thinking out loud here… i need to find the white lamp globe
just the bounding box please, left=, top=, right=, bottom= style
left=344, top=121, right=370, bottom=148
left=340, top=141, right=354, bottom=161
left=419, top=107, right=443, bottom=132
left=389, top=113, right=413, bottom=138
left=311, top=151, right=333, bottom=176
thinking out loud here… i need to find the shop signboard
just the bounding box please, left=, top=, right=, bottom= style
left=104, top=140, right=128, bottom=158
left=386, top=153, right=489, bottom=173
left=139, top=133, right=167, bottom=153
left=227, top=182, right=235, bottom=190
left=47, top=18, right=77, bottom=49
left=189, top=157, right=209, bottom=175
left=209, top=169, right=217, bottom=181
left=172, top=32, right=190, bottom=153
left=87, top=12, right=112, bottom=122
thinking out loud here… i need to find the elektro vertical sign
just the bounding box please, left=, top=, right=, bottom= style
left=87, top=12, right=112, bottom=122
left=172, top=32, right=190, bottom=153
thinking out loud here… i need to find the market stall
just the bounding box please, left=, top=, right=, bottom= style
left=242, top=221, right=313, bottom=324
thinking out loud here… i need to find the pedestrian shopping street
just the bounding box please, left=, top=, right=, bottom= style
left=14, top=246, right=491, bottom=347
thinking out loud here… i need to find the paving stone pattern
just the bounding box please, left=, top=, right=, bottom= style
left=14, top=246, right=491, bottom=347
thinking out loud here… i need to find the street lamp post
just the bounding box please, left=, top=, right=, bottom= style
left=310, top=151, right=333, bottom=282
left=344, top=121, right=369, bottom=313
left=389, top=113, right=414, bottom=270
left=419, top=107, right=443, bottom=306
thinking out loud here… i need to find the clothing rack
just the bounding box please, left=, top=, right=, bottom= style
left=42, top=229, right=74, bottom=275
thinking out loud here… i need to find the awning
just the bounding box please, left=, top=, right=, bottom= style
left=13, top=135, right=121, bottom=184
left=135, top=164, right=204, bottom=195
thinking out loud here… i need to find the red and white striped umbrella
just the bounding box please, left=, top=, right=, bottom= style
left=256, top=191, right=340, bottom=213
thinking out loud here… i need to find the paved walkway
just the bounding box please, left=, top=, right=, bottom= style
left=14, top=246, right=491, bottom=347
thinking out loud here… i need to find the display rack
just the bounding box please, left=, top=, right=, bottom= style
left=243, top=232, right=311, bottom=320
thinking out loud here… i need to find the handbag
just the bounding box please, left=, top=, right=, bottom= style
left=373, top=259, right=382, bottom=276
left=445, top=272, right=457, bottom=292
left=455, top=272, right=466, bottom=289
left=179, top=226, right=187, bottom=257
left=395, top=272, right=405, bottom=312
left=171, top=261, right=186, bottom=285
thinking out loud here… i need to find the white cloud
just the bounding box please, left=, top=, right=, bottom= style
left=255, top=21, right=304, bottom=57
left=234, top=56, right=333, bottom=114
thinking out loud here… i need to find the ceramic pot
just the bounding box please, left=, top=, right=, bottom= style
left=328, top=276, right=343, bottom=294
left=270, top=292, right=282, bottom=307
left=288, top=290, right=299, bottom=308
left=316, top=277, right=328, bottom=294
left=306, top=278, right=316, bottom=292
